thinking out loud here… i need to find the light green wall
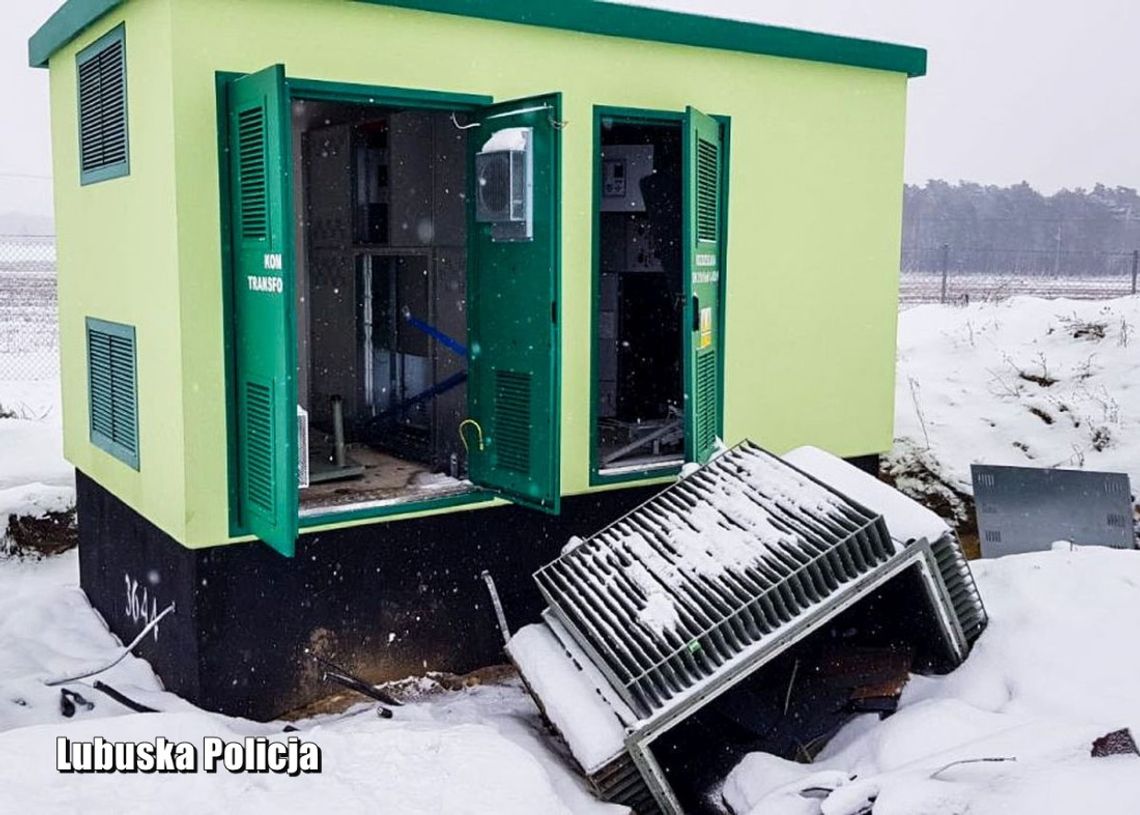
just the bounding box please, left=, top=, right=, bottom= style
left=49, top=0, right=191, bottom=543
left=52, top=0, right=908, bottom=549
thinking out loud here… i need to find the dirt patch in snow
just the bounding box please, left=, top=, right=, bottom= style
left=3, top=508, right=77, bottom=557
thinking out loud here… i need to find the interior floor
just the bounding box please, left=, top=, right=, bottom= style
left=596, top=118, right=685, bottom=472
left=300, top=445, right=470, bottom=514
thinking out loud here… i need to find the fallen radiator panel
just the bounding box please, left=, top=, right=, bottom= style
left=511, top=442, right=987, bottom=815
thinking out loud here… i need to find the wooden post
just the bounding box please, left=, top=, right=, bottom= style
left=1132, top=249, right=1138, bottom=295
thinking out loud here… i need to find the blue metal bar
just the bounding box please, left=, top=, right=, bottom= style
left=376, top=370, right=468, bottom=420
left=402, top=307, right=467, bottom=357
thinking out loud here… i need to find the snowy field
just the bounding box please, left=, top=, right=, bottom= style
left=889, top=295, right=1140, bottom=525
left=1, top=295, right=1138, bottom=813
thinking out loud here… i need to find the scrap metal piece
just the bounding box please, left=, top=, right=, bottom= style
left=972, top=464, right=1135, bottom=556
left=535, top=442, right=898, bottom=719
left=514, top=442, right=989, bottom=815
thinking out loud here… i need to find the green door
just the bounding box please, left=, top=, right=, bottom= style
left=683, top=107, right=725, bottom=464
left=467, top=94, right=562, bottom=514
left=226, top=65, right=298, bottom=556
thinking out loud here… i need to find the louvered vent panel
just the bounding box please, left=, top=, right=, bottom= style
left=238, top=106, right=268, bottom=240
left=929, top=533, right=989, bottom=643
left=244, top=381, right=275, bottom=514
left=87, top=331, right=116, bottom=440
left=495, top=370, right=532, bottom=474
left=86, top=320, right=138, bottom=467
left=695, top=350, right=718, bottom=452
left=535, top=441, right=894, bottom=717
left=108, top=334, right=137, bottom=451
left=78, top=37, right=127, bottom=174
left=696, top=138, right=719, bottom=243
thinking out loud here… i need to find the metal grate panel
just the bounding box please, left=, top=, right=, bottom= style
left=536, top=441, right=894, bottom=717
left=494, top=369, right=532, bottom=474
left=78, top=36, right=127, bottom=174
left=86, top=319, right=138, bottom=467
left=929, top=532, right=988, bottom=643
left=695, top=138, right=719, bottom=243
left=244, top=380, right=275, bottom=514
left=238, top=106, right=268, bottom=240
left=694, top=350, right=717, bottom=452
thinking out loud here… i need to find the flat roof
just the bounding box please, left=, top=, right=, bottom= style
left=30, top=0, right=927, bottom=77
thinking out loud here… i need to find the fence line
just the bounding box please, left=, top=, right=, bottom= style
left=2, top=236, right=1139, bottom=385
left=901, top=244, right=1139, bottom=306
left=0, top=236, right=59, bottom=384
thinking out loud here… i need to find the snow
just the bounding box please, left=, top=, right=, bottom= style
left=893, top=296, right=1140, bottom=498
left=507, top=624, right=629, bottom=774
left=481, top=127, right=530, bottom=154
left=724, top=546, right=1140, bottom=815
left=0, top=547, right=622, bottom=814
left=0, top=416, right=73, bottom=522
left=785, top=446, right=949, bottom=545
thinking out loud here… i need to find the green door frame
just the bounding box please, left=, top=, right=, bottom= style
left=216, top=72, right=498, bottom=537
left=588, top=105, right=731, bottom=486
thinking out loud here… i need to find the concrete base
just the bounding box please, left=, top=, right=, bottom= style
left=76, top=470, right=659, bottom=720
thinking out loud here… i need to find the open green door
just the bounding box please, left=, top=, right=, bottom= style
left=683, top=107, right=725, bottom=464
left=226, top=65, right=298, bottom=556
left=467, top=93, right=562, bottom=514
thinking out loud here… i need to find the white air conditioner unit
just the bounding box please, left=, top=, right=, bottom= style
left=297, top=405, right=310, bottom=489
left=475, top=127, right=533, bottom=242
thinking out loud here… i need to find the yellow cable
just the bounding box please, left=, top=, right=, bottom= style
left=458, top=419, right=485, bottom=453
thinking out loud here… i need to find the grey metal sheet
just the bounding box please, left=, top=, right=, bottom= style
left=972, top=464, right=1136, bottom=556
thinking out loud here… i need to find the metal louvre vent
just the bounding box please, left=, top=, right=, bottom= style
left=86, top=319, right=138, bottom=468
left=238, top=106, right=268, bottom=240
left=589, top=754, right=662, bottom=815
left=494, top=369, right=532, bottom=474
left=78, top=35, right=127, bottom=175
left=929, top=532, right=988, bottom=643
left=695, top=350, right=717, bottom=451
left=244, top=381, right=275, bottom=514
left=695, top=137, right=719, bottom=243
left=535, top=441, right=894, bottom=717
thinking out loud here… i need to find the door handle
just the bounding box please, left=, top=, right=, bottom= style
left=692, top=296, right=700, bottom=332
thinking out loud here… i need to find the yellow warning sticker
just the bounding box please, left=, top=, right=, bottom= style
left=699, top=307, right=713, bottom=349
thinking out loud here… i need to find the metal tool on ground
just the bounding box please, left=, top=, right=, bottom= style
left=59, top=688, right=94, bottom=718
left=313, top=655, right=402, bottom=717
left=91, top=680, right=159, bottom=713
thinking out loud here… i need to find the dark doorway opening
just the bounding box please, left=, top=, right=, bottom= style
left=596, top=117, right=686, bottom=474
left=292, top=99, right=473, bottom=515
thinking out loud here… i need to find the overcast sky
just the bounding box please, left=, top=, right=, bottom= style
left=3, top=0, right=1140, bottom=219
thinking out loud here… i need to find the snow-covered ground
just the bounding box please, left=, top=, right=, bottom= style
left=0, top=550, right=619, bottom=814
left=890, top=296, right=1140, bottom=523
left=723, top=546, right=1140, bottom=815
left=1, top=295, right=1138, bottom=813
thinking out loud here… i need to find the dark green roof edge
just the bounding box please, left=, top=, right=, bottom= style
left=354, top=1, right=927, bottom=77
left=29, top=0, right=125, bottom=68
left=31, top=0, right=927, bottom=77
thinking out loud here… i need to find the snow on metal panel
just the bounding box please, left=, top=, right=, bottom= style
left=535, top=440, right=894, bottom=717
